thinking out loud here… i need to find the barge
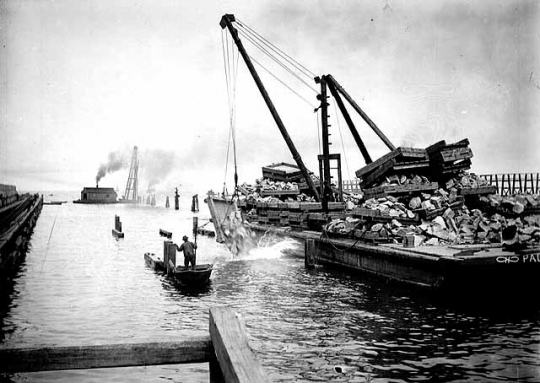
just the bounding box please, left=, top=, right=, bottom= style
left=206, top=14, right=540, bottom=295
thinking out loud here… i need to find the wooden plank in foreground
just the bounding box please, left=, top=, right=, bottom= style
left=209, top=307, right=270, bottom=383
left=0, top=338, right=212, bottom=373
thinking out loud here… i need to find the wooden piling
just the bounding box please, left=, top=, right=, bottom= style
left=305, top=239, right=316, bottom=269
left=112, top=215, right=124, bottom=238
left=166, top=241, right=176, bottom=275
left=209, top=307, right=271, bottom=383
left=164, top=240, right=172, bottom=273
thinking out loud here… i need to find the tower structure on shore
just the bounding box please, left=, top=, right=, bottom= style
left=122, top=146, right=139, bottom=202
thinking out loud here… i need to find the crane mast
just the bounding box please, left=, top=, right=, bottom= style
left=220, top=14, right=320, bottom=200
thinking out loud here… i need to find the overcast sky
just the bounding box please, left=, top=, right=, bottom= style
left=1, top=0, right=539, bottom=194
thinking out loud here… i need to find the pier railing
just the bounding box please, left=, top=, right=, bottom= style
left=342, top=179, right=362, bottom=194
left=479, top=173, right=540, bottom=195
left=0, top=307, right=271, bottom=383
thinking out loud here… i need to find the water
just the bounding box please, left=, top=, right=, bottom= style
left=1, top=191, right=539, bottom=382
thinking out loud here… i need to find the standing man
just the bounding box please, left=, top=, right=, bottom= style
left=176, top=235, right=197, bottom=269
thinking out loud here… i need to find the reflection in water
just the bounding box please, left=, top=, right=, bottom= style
left=0, top=196, right=539, bottom=382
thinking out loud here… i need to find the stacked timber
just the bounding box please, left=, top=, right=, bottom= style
left=261, top=162, right=303, bottom=182
left=355, top=147, right=430, bottom=190
left=425, top=138, right=473, bottom=177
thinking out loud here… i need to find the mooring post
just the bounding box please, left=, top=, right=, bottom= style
left=305, top=239, right=316, bottom=269
left=166, top=242, right=176, bottom=275
left=112, top=215, right=124, bottom=238
left=164, top=240, right=172, bottom=274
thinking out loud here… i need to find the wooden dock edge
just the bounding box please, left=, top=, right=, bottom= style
left=0, top=338, right=212, bottom=373
left=209, top=307, right=271, bottom=383
left=0, top=307, right=271, bottom=383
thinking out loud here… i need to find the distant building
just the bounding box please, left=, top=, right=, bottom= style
left=74, top=187, right=118, bottom=204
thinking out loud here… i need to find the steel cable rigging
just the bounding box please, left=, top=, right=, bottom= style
left=220, top=18, right=321, bottom=193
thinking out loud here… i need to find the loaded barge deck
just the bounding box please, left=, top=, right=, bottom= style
left=207, top=194, right=540, bottom=295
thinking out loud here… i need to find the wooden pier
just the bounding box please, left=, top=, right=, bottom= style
left=0, top=307, right=271, bottom=383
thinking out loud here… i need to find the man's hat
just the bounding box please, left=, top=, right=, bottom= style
left=182, top=235, right=188, bottom=240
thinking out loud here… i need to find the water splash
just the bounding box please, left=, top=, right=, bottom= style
left=246, top=236, right=300, bottom=261
left=222, top=209, right=256, bottom=258
left=221, top=210, right=300, bottom=261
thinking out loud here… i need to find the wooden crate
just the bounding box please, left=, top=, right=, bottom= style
left=260, top=189, right=300, bottom=197
left=299, top=202, right=323, bottom=211
left=458, top=186, right=497, bottom=196
left=363, top=182, right=438, bottom=199
left=287, top=202, right=301, bottom=210
left=328, top=202, right=346, bottom=210
left=307, top=213, right=329, bottom=222
left=355, top=147, right=428, bottom=179
left=351, top=208, right=379, bottom=217
left=262, top=163, right=303, bottom=182
left=439, top=147, right=473, bottom=163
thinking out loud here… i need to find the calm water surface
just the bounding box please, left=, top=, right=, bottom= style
left=1, top=191, right=539, bottom=382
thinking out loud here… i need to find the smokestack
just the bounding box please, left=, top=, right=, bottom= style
left=96, top=181, right=99, bottom=188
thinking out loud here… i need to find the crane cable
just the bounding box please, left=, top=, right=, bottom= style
left=236, top=26, right=318, bottom=94
left=235, top=18, right=316, bottom=80
left=332, top=98, right=352, bottom=180
left=221, top=30, right=240, bottom=197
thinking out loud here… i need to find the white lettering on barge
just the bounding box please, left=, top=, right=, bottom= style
left=496, top=253, right=540, bottom=263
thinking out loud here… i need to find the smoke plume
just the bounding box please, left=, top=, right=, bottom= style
left=96, top=151, right=129, bottom=183
left=140, top=149, right=176, bottom=190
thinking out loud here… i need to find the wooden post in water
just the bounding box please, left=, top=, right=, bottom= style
left=167, top=242, right=176, bottom=274
left=112, top=215, right=124, bottom=238
left=209, top=307, right=271, bottom=383
left=164, top=240, right=172, bottom=274
left=305, top=239, right=316, bottom=269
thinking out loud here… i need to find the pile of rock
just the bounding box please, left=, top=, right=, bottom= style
left=479, top=193, right=540, bottom=215
left=373, top=174, right=433, bottom=189
left=325, top=192, right=540, bottom=247
left=444, top=171, right=490, bottom=189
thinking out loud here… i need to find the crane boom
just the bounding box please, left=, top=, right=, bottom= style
left=326, top=75, right=395, bottom=151
left=220, top=14, right=320, bottom=200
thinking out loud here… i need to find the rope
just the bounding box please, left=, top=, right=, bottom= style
left=39, top=211, right=57, bottom=274
left=332, top=98, right=351, bottom=179
left=221, top=29, right=241, bottom=196
left=250, top=56, right=316, bottom=108
left=236, top=18, right=316, bottom=80
left=237, top=27, right=318, bottom=94
left=319, top=228, right=362, bottom=253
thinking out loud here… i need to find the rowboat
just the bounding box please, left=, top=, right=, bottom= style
left=170, top=264, right=213, bottom=286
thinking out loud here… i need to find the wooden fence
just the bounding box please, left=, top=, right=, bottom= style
left=342, top=179, right=362, bottom=194
left=0, top=307, right=271, bottom=383
left=479, top=173, right=540, bottom=195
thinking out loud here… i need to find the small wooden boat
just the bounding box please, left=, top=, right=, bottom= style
left=170, top=264, right=213, bottom=286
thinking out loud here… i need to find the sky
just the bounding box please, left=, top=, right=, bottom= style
left=1, top=0, right=539, bottom=195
